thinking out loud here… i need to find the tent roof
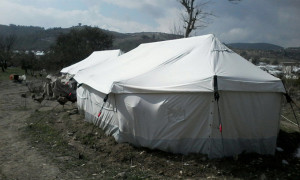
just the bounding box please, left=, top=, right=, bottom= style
left=60, top=49, right=122, bottom=75
left=74, top=34, right=285, bottom=94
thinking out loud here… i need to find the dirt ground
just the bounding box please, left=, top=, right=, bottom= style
left=1, top=78, right=300, bottom=179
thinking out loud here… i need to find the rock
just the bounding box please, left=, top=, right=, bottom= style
left=56, top=156, right=73, bottom=161
left=67, top=132, right=74, bottom=136
left=205, top=163, right=211, bottom=168
left=260, top=173, right=267, bottom=180
left=158, top=171, right=164, bottom=175
left=233, top=154, right=239, bottom=161
left=276, top=147, right=284, bottom=152
left=207, top=175, right=216, bottom=179
left=295, top=146, right=300, bottom=158
left=115, top=172, right=127, bottom=179
left=69, top=109, right=78, bottom=115
left=201, top=156, right=207, bottom=161
left=282, top=159, right=289, bottom=165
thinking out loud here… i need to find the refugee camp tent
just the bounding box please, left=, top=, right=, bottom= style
left=60, top=49, right=122, bottom=76
left=55, top=50, right=122, bottom=103
left=74, top=34, right=285, bottom=158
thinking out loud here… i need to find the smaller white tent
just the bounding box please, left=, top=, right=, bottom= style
left=59, top=50, right=122, bottom=110
left=74, top=34, right=285, bottom=158
left=60, top=49, right=122, bottom=76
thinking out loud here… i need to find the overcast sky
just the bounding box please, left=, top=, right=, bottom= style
left=0, top=0, right=299, bottom=47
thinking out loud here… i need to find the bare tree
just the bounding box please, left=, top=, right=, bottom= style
left=0, top=35, right=16, bottom=72
left=169, top=21, right=184, bottom=37
left=179, top=0, right=213, bottom=38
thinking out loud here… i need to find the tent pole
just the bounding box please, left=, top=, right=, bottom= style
left=214, top=75, right=225, bottom=155
left=282, top=80, right=300, bottom=131
left=288, top=102, right=300, bottom=131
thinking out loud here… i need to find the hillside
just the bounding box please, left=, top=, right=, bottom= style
left=1, top=24, right=299, bottom=59
left=112, top=32, right=181, bottom=52
left=0, top=24, right=180, bottom=52
left=0, top=24, right=70, bottom=51
left=228, top=43, right=283, bottom=51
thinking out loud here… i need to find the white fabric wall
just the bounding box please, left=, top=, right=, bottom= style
left=208, top=91, right=282, bottom=158
left=76, top=85, right=119, bottom=136
left=76, top=86, right=86, bottom=114
left=114, top=92, right=282, bottom=158
left=77, top=86, right=283, bottom=158
left=115, top=93, right=213, bottom=154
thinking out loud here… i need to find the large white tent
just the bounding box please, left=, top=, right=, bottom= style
left=60, top=49, right=122, bottom=76
left=74, top=34, right=285, bottom=158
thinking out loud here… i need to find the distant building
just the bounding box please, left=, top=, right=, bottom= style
left=281, top=62, right=300, bottom=74
left=34, top=51, right=45, bottom=56
left=280, top=62, right=300, bottom=79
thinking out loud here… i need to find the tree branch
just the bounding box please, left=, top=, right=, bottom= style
left=178, top=0, right=214, bottom=37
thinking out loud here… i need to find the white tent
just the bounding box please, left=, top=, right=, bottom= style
left=60, top=49, right=122, bottom=76
left=74, top=34, right=285, bottom=158
left=59, top=49, right=122, bottom=110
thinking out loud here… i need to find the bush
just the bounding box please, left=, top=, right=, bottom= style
left=43, top=26, right=114, bottom=71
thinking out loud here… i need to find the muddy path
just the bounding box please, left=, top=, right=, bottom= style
left=0, top=81, right=66, bottom=179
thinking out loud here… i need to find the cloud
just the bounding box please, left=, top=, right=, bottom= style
left=100, top=0, right=177, bottom=10
left=220, top=28, right=252, bottom=42
left=198, top=0, right=300, bottom=47
left=0, top=0, right=155, bottom=33
left=0, top=0, right=299, bottom=47
left=154, top=8, right=182, bottom=33
left=99, top=0, right=178, bottom=18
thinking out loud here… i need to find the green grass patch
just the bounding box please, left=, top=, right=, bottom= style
left=0, top=67, right=25, bottom=81
left=24, top=110, right=88, bottom=171
left=23, top=110, right=152, bottom=179
left=25, top=111, right=70, bottom=155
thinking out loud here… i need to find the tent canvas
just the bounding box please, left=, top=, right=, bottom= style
left=60, top=49, right=122, bottom=76
left=74, top=34, right=285, bottom=158
left=59, top=49, right=122, bottom=110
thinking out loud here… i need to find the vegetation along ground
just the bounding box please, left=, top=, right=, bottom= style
left=0, top=67, right=300, bottom=179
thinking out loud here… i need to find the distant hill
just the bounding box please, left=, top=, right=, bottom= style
left=0, top=24, right=181, bottom=52
left=0, top=24, right=71, bottom=51
left=112, top=32, right=181, bottom=52
left=1, top=24, right=296, bottom=52
left=227, top=43, right=284, bottom=51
